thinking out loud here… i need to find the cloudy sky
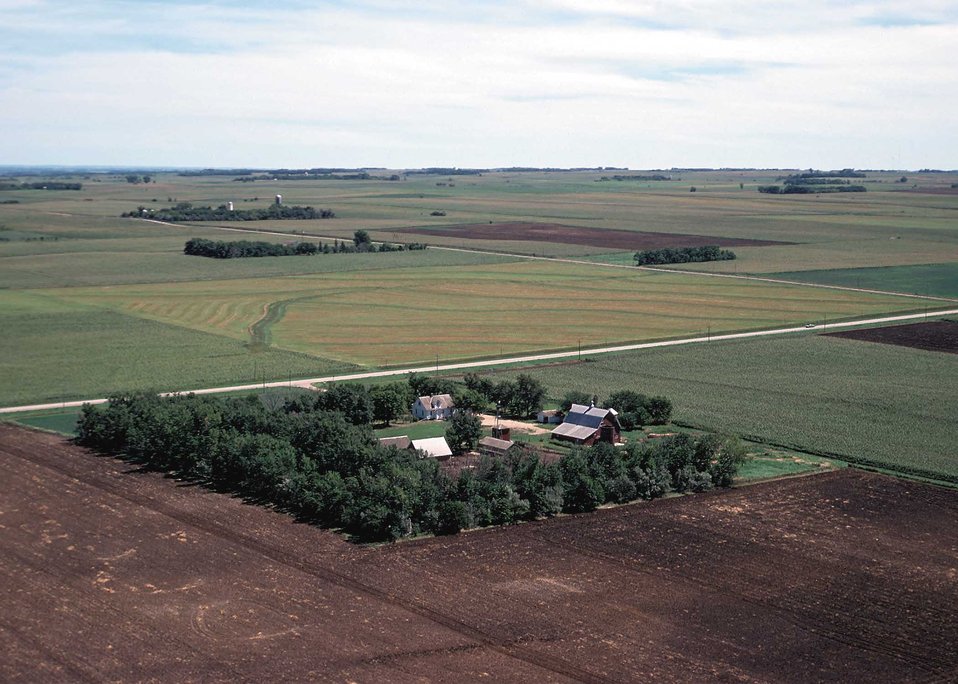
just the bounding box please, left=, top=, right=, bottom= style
left=1, top=0, right=955, bottom=169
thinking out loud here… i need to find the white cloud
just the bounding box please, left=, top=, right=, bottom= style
left=0, top=1, right=955, bottom=167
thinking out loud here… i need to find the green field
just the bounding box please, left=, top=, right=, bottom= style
left=0, top=292, right=354, bottom=406
left=772, top=263, right=958, bottom=299
left=26, top=260, right=919, bottom=369
left=1, top=169, right=955, bottom=422
left=477, top=332, right=958, bottom=481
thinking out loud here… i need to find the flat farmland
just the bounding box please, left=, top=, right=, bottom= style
left=479, top=331, right=958, bottom=481
left=2, top=425, right=957, bottom=682
left=0, top=292, right=352, bottom=406
left=33, top=260, right=919, bottom=368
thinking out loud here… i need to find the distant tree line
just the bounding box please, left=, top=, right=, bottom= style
left=758, top=185, right=866, bottom=194
left=75, top=390, right=742, bottom=542
left=777, top=169, right=866, bottom=180
left=633, top=245, right=736, bottom=266
left=0, top=181, right=82, bottom=191
left=124, top=202, right=335, bottom=221
left=183, top=232, right=426, bottom=259
left=598, top=174, right=670, bottom=181
left=125, top=175, right=152, bottom=184
left=235, top=172, right=401, bottom=182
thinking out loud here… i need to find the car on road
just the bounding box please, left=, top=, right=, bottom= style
left=804, top=323, right=816, bottom=328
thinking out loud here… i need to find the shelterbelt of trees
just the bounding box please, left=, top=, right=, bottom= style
left=0, top=181, right=82, bottom=190
left=123, top=202, right=334, bottom=221
left=76, top=378, right=741, bottom=543
left=184, top=233, right=427, bottom=259
left=633, top=245, right=736, bottom=266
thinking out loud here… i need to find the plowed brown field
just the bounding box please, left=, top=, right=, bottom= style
left=825, top=320, right=958, bottom=354
left=2, top=424, right=957, bottom=683
left=397, top=222, right=790, bottom=250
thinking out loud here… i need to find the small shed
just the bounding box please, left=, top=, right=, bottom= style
left=411, top=437, right=453, bottom=459
left=478, top=436, right=516, bottom=458
left=378, top=435, right=411, bottom=450
left=537, top=409, right=564, bottom=424
left=551, top=403, right=622, bottom=446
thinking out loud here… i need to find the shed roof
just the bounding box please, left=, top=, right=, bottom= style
left=478, top=436, right=514, bottom=451
left=411, top=437, right=453, bottom=458
left=378, top=435, right=411, bottom=450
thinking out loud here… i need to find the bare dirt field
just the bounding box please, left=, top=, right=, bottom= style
left=2, top=424, right=957, bottom=683
left=825, top=320, right=958, bottom=354
left=397, top=222, right=791, bottom=251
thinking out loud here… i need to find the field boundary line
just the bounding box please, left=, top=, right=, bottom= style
left=3, top=308, right=958, bottom=414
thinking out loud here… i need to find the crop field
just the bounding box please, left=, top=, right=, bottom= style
left=29, top=260, right=918, bottom=369
left=772, top=262, right=958, bottom=299
left=475, top=330, right=958, bottom=481
left=0, top=292, right=352, bottom=406
left=0, top=169, right=955, bottom=407
left=396, top=221, right=790, bottom=250
left=2, top=425, right=956, bottom=682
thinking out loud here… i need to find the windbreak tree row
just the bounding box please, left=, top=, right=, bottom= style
left=76, top=392, right=743, bottom=543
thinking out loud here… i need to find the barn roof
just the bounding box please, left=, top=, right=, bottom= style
left=563, top=403, right=619, bottom=428
left=411, top=437, right=453, bottom=458
left=551, top=422, right=599, bottom=441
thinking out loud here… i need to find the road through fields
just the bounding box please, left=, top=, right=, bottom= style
left=3, top=308, right=957, bottom=414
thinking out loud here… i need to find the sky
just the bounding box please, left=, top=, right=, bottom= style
left=1, top=0, right=955, bottom=169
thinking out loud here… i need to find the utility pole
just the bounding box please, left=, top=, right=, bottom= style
left=578, top=338, right=581, bottom=360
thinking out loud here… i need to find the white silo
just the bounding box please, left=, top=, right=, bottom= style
left=275, top=194, right=283, bottom=205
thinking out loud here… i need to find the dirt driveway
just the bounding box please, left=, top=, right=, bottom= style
left=479, top=414, right=550, bottom=435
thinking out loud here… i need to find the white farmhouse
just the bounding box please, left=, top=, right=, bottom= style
left=412, top=394, right=456, bottom=421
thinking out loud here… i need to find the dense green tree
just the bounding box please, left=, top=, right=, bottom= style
left=445, top=410, right=482, bottom=454
left=370, top=382, right=410, bottom=425
left=561, top=390, right=594, bottom=412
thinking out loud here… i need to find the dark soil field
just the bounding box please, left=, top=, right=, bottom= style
left=2, top=424, right=957, bottom=683
left=825, top=320, right=958, bottom=354
left=398, top=222, right=790, bottom=250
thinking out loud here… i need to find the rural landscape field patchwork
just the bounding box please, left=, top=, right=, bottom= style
left=2, top=168, right=957, bottom=682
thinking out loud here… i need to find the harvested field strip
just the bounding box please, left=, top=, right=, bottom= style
left=4, top=425, right=955, bottom=682
left=37, top=261, right=921, bottom=367
left=397, top=221, right=793, bottom=250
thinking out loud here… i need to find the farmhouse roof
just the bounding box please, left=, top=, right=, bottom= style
left=411, top=437, right=453, bottom=458
left=416, top=394, right=455, bottom=410
left=478, top=436, right=514, bottom=451
left=538, top=409, right=562, bottom=417
left=378, top=435, right=412, bottom=450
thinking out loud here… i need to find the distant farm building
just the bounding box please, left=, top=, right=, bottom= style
left=275, top=194, right=283, bottom=205
left=478, top=436, right=516, bottom=458
left=537, top=409, right=564, bottom=424
left=551, top=404, right=622, bottom=446
left=412, top=394, right=456, bottom=421
left=411, top=437, right=453, bottom=458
